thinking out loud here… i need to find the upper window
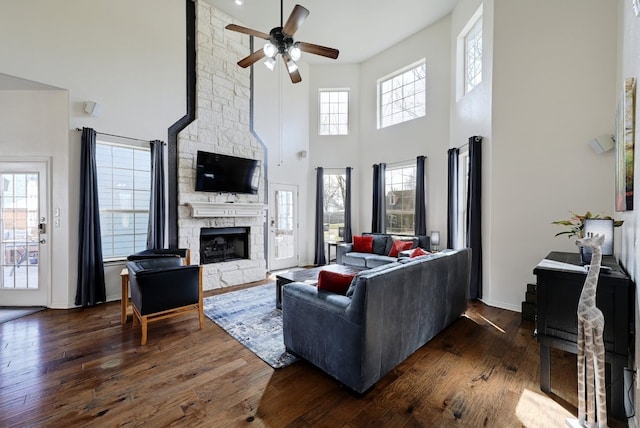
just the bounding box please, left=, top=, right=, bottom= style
left=377, top=59, right=426, bottom=129
left=323, top=172, right=346, bottom=242
left=96, top=139, right=150, bottom=260
left=385, top=164, right=416, bottom=234
left=464, top=16, right=483, bottom=94
left=319, top=90, right=349, bottom=135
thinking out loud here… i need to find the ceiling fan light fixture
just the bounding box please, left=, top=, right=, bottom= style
left=286, top=59, right=298, bottom=73
left=264, top=57, right=276, bottom=71
left=289, top=43, right=301, bottom=61
left=263, top=42, right=277, bottom=58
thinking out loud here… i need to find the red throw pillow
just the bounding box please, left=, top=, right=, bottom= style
left=388, top=240, right=414, bottom=257
left=317, top=270, right=356, bottom=295
left=353, top=235, right=373, bottom=253
left=410, top=247, right=431, bottom=258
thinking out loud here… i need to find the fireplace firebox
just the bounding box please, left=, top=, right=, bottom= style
left=200, top=227, right=249, bottom=264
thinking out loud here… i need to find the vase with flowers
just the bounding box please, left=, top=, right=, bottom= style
left=552, top=211, right=623, bottom=264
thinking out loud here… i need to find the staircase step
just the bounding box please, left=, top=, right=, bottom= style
left=526, top=283, right=537, bottom=293
left=521, top=301, right=536, bottom=321
left=525, top=290, right=537, bottom=304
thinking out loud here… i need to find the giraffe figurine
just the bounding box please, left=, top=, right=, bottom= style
left=569, top=233, right=608, bottom=428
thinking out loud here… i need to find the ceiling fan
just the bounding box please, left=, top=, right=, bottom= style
left=225, top=1, right=339, bottom=84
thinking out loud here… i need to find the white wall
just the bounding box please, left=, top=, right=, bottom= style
left=254, top=55, right=312, bottom=266
left=618, top=0, right=640, bottom=420
left=0, top=0, right=185, bottom=307
left=0, top=89, right=70, bottom=308
left=358, top=16, right=452, bottom=239
left=485, top=0, right=618, bottom=311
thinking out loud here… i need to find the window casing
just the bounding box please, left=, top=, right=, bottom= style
left=385, top=164, right=416, bottom=234
left=96, top=140, right=150, bottom=260
left=377, top=59, right=426, bottom=129
left=323, top=172, right=346, bottom=242
left=464, top=16, right=483, bottom=94
left=319, top=90, right=349, bottom=135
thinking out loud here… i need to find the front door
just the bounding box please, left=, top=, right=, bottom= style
left=0, top=161, right=49, bottom=306
left=269, top=183, right=298, bottom=271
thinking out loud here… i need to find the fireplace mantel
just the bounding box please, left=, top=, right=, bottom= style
left=186, top=202, right=267, bottom=219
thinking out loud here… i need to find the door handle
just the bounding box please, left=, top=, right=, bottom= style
left=39, top=239, right=46, bottom=244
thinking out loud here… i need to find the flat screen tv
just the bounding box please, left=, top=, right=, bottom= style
left=195, top=151, right=260, bottom=194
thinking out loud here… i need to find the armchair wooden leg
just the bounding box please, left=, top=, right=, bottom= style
left=141, top=316, right=148, bottom=346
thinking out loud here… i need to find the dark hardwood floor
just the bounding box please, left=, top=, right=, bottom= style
left=0, top=278, right=627, bottom=427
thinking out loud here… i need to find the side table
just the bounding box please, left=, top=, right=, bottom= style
left=120, top=268, right=131, bottom=324
left=327, top=241, right=342, bottom=264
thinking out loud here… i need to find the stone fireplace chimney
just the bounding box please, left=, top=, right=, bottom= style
left=177, top=2, right=266, bottom=291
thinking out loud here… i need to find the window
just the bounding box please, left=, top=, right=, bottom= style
left=456, top=150, right=470, bottom=249
left=385, top=164, right=416, bottom=234
left=96, top=139, right=150, bottom=260
left=323, top=172, right=346, bottom=242
left=377, top=59, right=426, bottom=129
left=319, top=90, right=349, bottom=135
left=464, top=16, right=482, bottom=93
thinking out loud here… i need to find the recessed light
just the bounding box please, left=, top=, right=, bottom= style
left=235, top=0, right=244, bottom=5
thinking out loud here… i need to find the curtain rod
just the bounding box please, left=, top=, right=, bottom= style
left=75, top=127, right=152, bottom=144
left=314, top=167, right=355, bottom=170
left=374, top=157, right=423, bottom=167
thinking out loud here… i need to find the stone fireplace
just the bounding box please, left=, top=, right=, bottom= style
left=176, top=2, right=267, bottom=291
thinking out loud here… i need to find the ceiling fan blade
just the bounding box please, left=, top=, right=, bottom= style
left=282, top=54, right=302, bottom=84
left=238, top=49, right=266, bottom=68
left=225, top=24, right=270, bottom=40
left=297, top=42, right=339, bottom=59
left=283, top=4, right=309, bottom=36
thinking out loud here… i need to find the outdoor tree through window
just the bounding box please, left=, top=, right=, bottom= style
left=385, top=164, right=416, bottom=234
left=378, top=59, right=426, bottom=129
left=323, top=172, right=346, bottom=242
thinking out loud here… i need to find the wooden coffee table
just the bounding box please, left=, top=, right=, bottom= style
left=275, top=264, right=364, bottom=309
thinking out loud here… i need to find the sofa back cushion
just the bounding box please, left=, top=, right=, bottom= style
left=353, top=235, right=374, bottom=253
left=371, top=235, right=390, bottom=255
left=318, top=270, right=356, bottom=295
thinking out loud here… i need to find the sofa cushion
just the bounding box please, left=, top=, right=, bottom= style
left=371, top=235, right=390, bottom=255
left=366, top=254, right=397, bottom=268
left=342, top=252, right=369, bottom=268
left=353, top=235, right=373, bottom=253
left=388, top=240, right=414, bottom=257
left=346, top=261, right=402, bottom=297
left=317, top=270, right=356, bottom=295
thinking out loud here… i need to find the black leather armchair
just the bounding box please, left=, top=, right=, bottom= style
left=126, top=257, right=203, bottom=345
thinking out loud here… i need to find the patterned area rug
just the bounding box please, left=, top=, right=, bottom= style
left=203, top=282, right=299, bottom=369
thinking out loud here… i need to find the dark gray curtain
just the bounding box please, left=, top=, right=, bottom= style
left=344, top=167, right=353, bottom=243
left=75, top=127, right=106, bottom=307
left=414, top=156, right=427, bottom=236
left=467, top=136, right=482, bottom=299
left=147, top=140, right=166, bottom=249
left=314, top=167, right=326, bottom=265
left=371, top=163, right=386, bottom=233
left=447, top=148, right=459, bottom=249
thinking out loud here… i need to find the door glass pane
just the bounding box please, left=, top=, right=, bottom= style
left=274, top=190, right=294, bottom=260
left=1, top=173, right=40, bottom=289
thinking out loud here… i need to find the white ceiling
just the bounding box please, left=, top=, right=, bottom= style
left=204, top=0, right=458, bottom=64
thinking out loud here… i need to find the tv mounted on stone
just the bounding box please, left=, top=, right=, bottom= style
left=195, top=150, right=260, bottom=194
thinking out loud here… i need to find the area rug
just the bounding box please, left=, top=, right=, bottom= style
left=203, top=282, right=299, bottom=369
left=0, top=307, right=44, bottom=324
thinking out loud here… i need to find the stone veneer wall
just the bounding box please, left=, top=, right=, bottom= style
left=177, top=1, right=266, bottom=291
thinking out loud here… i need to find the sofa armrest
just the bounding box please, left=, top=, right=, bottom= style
left=282, top=282, right=365, bottom=391
left=336, top=243, right=353, bottom=265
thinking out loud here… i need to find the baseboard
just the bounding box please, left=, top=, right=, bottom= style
left=478, top=298, right=521, bottom=313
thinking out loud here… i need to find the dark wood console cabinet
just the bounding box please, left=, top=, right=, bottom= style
left=534, top=251, right=632, bottom=419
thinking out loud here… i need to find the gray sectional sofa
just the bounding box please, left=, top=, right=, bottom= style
left=282, top=248, right=471, bottom=394
left=336, top=233, right=430, bottom=268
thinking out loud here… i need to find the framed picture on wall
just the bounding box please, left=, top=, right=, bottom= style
left=615, top=77, right=635, bottom=211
